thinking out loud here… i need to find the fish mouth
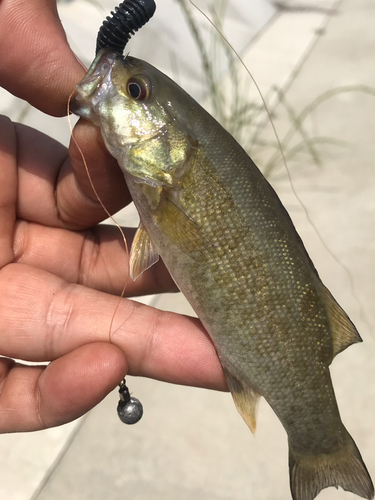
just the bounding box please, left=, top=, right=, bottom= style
left=68, top=90, right=81, bottom=116
left=69, top=50, right=119, bottom=120
left=69, top=85, right=97, bottom=120
left=69, top=75, right=104, bottom=120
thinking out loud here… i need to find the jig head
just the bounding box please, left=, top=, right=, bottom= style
left=117, top=378, right=144, bottom=424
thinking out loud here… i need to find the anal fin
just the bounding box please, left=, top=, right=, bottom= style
left=225, top=370, right=261, bottom=434
left=130, top=222, right=159, bottom=281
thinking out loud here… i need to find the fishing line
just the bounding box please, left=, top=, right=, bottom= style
left=67, top=91, right=129, bottom=328
left=189, top=0, right=368, bottom=331
left=67, top=92, right=144, bottom=423
left=66, top=0, right=157, bottom=425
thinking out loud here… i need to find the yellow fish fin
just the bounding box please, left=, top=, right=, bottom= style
left=130, top=222, right=159, bottom=281
left=323, top=286, right=362, bottom=358
left=225, top=370, right=261, bottom=434
left=289, top=429, right=374, bottom=500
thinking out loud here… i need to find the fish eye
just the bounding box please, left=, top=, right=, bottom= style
left=126, top=76, right=151, bottom=100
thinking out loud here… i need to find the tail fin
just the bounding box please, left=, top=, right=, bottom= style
left=289, top=433, right=374, bottom=500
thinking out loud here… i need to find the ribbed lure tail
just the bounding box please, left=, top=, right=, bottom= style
left=96, top=0, right=156, bottom=55
left=289, top=433, right=374, bottom=500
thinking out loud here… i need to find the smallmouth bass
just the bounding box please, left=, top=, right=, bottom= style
left=72, top=49, right=373, bottom=500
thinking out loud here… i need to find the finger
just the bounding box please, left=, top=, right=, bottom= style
left=8, top=118, right=174, bottom=297
left=14, top=120, right=129, bottom=229
left=14, top=221, right=177, bottom=296
left=0, top=0, right=85, bottom=116
left=0, top=343, right=127, bottom=432
left=0, top=116, right=17, bottom=268
left=0, top=263, right=226, bottom=391
left=61, top=119, right=131, bottom=228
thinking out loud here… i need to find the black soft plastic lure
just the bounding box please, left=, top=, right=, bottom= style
left=96, top=0, right=156, bottom=55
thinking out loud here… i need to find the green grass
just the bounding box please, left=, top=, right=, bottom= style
left=177, top=0, right=375, bottom=180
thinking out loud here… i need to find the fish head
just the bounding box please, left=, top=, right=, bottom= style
left=72, top=49, right=195, bottom=188
left=72, top=49, right=167, bottom=143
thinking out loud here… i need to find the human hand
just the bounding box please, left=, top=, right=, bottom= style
left=0, top=0, right=226, bottom=433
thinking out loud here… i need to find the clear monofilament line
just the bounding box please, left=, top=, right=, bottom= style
left=67, top=90, right=129, bottom=338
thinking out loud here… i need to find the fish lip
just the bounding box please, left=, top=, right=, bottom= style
left=69, top=90, right=81, bottom=116
left=69, top=83, right=99, bottom=120
left=70, top=49, right=119, bottom=119
left=73, top=73, right=104, bottom=118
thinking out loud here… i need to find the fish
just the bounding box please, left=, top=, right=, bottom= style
left=71, top=48, right=374, bottom=500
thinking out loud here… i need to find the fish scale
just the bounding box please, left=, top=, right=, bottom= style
left=72, top=48, right=373, bottom=500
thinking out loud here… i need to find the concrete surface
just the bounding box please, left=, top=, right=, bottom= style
left=0, top=0, right=374, bottom=499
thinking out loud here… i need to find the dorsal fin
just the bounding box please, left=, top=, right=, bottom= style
left=323, top=286, right=362, bottom=358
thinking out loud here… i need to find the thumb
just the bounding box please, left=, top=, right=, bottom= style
left=0, top=0, right=86, bottom=116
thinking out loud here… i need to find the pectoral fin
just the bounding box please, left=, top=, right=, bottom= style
left=130, top=222, right=159, bottom=281
left=323, top=286, right=362, bottom=358
left=225, top=370, right=261, bottom=434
